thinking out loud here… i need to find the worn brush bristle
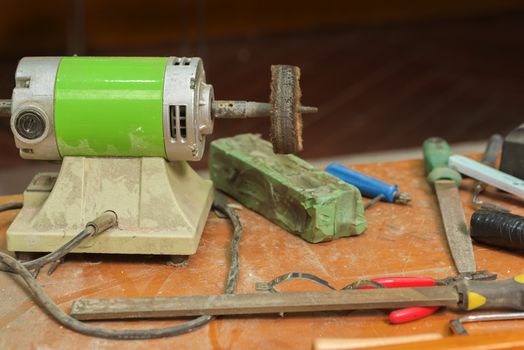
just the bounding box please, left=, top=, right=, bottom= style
left=269, top=65, right=303, bottom=154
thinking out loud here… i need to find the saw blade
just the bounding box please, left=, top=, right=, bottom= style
left=435, top=179, right=476, bottom=274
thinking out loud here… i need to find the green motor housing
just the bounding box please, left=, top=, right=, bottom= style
left=55, top=57, right=167, bottom=158
left=10, top=56, right=215, bottom=161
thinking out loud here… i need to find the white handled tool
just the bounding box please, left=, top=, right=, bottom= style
left=449, top=155, right=524, bottom=200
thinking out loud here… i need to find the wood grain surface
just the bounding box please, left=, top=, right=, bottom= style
left=2, top=158, right=524, bottom=349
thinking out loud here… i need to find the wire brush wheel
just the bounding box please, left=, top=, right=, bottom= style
left=270, top=65, right=303, bottom=154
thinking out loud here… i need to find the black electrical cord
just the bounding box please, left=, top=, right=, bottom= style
left=255, top=272, right=384, bottom=293
left=0, top=226, right=95, bottom=274
left=0, top=202, right=23, bottom=212
left=0, top=211, right=117, bottom=275
left=0, top=192, right=243, bottom=340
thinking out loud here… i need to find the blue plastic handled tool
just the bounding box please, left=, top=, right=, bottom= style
left=325, top=163, right=411, bottom=204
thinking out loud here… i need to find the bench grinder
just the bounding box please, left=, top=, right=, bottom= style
left=0, top=56, right=316, bottom=257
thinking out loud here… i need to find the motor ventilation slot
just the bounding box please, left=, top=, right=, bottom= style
left=169, top=105, right=188, bottom=142
left=16, top=77, right=31, bottom=88
left=179, top=105, right=187, bottom=139
left=173, top=58, right=191, bottom=66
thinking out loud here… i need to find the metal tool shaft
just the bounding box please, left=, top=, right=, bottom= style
left=70, top=287, right=459, bottom=321
left=435, top=180, right=476, bottom=274
left=451, top=312, right=524, bottom=335
left=212, top=100, right=317, bottom=119
left=472, top=134, right=508, bottom=212
left=423, top=138, right=477, bottom=274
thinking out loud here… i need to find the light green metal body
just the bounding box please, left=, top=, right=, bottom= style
left=54, top=57, right=168, bottom=157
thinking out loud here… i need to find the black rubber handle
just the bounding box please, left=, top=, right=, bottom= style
left=456, top=276, right=524, bottom=311
left=470, top=209, right=524, bottom=250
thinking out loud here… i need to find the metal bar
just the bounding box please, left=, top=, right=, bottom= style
left=480, top=134, right=503, bottom=166
left=212, top=101, right=271, bottom=118
left=450, top=312, right=524, bottom=335
left=70, top=286, right=459, bottom=321
left=364, top=194, right=385, bottom=210
left=472, top=134, right=509, bottom=212
left=434, top=180, right=476, bottom=274
left=212, top=101, right=317, bottom=119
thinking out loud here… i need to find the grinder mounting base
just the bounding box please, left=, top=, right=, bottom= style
left=7, top=157, right=213, bottom=256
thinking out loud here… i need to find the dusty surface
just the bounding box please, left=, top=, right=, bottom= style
left=1, top=158, right=524, bottom=349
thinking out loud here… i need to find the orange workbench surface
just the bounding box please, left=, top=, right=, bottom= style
left=2, top=158, right=524, bottom=349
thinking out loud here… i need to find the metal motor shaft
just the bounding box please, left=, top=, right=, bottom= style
left=4, top=56, right=316, bottom=161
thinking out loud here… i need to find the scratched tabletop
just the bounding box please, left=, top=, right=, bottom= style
left=2, top=157, right=524, bottom=350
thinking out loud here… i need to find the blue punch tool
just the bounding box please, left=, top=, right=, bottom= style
left=325, top=163, right=411, bottom=205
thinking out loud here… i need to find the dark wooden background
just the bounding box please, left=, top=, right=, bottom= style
left=1, top=0, right=524, bottom=170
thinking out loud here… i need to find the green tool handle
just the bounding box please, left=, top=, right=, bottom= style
left=423, top=137, right=462, bottom=186
left=457, top=276, right=524, bottom=311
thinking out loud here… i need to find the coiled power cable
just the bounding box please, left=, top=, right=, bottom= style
left=0, top=192, right=243, bottom=339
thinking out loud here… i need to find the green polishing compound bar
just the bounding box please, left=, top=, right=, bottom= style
left=1, top=56, right=318, bottom=256
left=210, top=134, right=367, bottom=243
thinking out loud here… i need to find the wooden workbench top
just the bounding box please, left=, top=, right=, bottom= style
left=2, top=158, right=524, bottom=350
